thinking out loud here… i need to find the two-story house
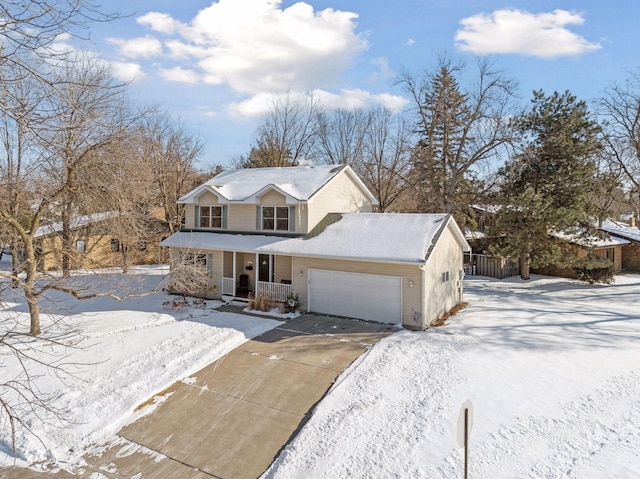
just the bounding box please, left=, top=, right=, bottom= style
left=160, top=165, right=470, bottom=330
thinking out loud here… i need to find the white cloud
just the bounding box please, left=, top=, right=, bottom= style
left=110, top=62, right=145, bottom=82
left=120, top=0, right=367, bottom=95
left=226, top=92, right=277, bottom=118
left=159, top=66, right=200, bottom=84
left=405, top=38, right=416, bottom=47
left=227, top=89, right=408, bottom=119
left=455, top=9, right=602, bottom=58
left=108, top=36, right=162, bottom=59
left=137, top=12, right=183, bottom=35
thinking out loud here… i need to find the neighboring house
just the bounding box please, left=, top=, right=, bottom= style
left=160, top=165, right=470, bottom=330
left=34, top=211, right=168, bottom=272
left=599, top=219, right=640, bottom=271
left=533, top=229, right=629, bottom=278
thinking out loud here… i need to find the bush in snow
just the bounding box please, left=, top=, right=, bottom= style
left=573, top=257, right=614, bottom=284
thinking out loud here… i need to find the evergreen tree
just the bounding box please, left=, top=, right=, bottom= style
left=492, top=90, right=603, bottom=279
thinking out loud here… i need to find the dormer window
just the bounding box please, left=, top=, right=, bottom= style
left=197, top=205, right=226, bottom=229
left=262, top=206, right=290, bottom=232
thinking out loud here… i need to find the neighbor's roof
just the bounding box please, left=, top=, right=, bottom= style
left=599, top=219, right=640, bottom=243
left=159, top=232, right=290, bottom=252
left=178, top=164, right=378, bottom=204
left=34, top=212, right=117, bottom=238
left=260, top=213, right=471, bottom=263
left=553, top=228, right=630, bottom=248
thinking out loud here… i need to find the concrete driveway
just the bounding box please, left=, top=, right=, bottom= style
left=2, top=312, right=397, bottom=479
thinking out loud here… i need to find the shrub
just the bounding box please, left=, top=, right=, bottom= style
left=573, top=257, right=614, bottom=284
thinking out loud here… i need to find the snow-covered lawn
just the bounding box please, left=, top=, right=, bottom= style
left=0, top=264, right=281, bottom=469
left=263, top=274, right=640, bottom=479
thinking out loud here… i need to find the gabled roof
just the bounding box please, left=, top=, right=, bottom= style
left=178, top=164, right=378, bottom=205
left=34, top=212, right=117, bottom=239
left=599, top=219, right=640, bottom=243
left=260, top=213, right=470, bottom=263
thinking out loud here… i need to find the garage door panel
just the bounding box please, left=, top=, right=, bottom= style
left=308, top=269, right=401, bottom=324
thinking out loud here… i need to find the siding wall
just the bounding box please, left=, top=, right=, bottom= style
left=621, top=243, right=640, bottom=271
left=306, top=172, right=374, bottom=232
left=291, top=256, right=422, bottom=328
left=423, top=224, right=466, bottom=328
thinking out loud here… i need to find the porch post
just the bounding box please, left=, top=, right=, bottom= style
left=232, top=251, right=237, bottom=297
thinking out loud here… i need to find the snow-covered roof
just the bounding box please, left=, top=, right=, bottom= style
left=34, top=212, right=117, bottom=238
left=553, top=228, right=630, bottom=248
left=161, top=214, right=470, bottom=263
left=160, top=232, right=291, bottom=252
left=179, top=165, right=377, bottom=204
left=599, top=219, right=640, bottom=243
left=260, top=213, right=470, bottom=263
left=464, top=227, right=485, bottom=240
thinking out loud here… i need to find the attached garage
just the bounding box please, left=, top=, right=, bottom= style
left=308, top=269, right=402, bottom=324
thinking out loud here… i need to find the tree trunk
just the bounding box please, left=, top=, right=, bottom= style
left=519, top=250, right=531, bottom=280
left=10, top=237, right=20, bottom=288
left=23, top=240, right=41, bottom=335
left=26, top=288, right=41, bottom=336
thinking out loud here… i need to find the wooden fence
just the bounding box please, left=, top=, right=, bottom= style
left=464, top=253, right=519, bottom=279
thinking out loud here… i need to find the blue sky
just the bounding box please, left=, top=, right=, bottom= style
left=77, top=0, right=640, bottom=166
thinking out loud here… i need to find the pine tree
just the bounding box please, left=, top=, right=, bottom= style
left=493, top=90, right=603, bottom=279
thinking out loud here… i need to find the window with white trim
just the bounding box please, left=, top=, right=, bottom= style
left=200, top=206, right=223, bottom=229
left=262, top=206, right=289, bottom=231
left=76, top=239, right=86, bottom=253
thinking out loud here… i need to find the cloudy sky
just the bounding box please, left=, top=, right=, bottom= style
left=84, top=0, right=640, bottom=166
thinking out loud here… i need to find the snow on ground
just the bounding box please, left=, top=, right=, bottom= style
left=263, top=274, right=640, bottom=479
left=0, top=263, right=281, bottom=470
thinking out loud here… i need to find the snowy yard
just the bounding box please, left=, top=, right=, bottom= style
left=263, top=274, right=640, bottom=479
left=0, top=263, right=281, bottom=469
left=2, top=262, right=640, bottom=478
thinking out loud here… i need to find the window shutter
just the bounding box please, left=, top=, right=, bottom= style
left=256, top=206, right=261, bottom=230
left=194, top=205, right=200, bottom=229
left=222, top=206, right=228, bottom=229
left=289, top=206, right=295, bottom=232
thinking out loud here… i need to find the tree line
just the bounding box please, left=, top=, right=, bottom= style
left=241, top=57, right=640, bottom=281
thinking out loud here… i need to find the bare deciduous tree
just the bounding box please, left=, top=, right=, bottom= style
left=355, top=107, right=413, bottom=212
left=241, top=93, right=322, bottom=168
left=315, top=108, right=369, bottom=166
left=598, top=71, right=640, bottom=223
left=400, top=57, right=518, bottom=221
left=132, top=109, right=203, bottom=233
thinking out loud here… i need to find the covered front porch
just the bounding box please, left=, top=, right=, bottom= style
left=222, top=251, right=293, bottom=302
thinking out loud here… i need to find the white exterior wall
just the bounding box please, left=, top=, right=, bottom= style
left=306, top=172, right=374, bottom=232
left=422, top=224, right=466, bottom=328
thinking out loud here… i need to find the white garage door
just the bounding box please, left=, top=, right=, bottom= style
left=308, top=269, right=402, bottom=324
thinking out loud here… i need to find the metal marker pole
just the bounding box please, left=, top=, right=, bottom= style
left=464, top=407, right=469, bottom=479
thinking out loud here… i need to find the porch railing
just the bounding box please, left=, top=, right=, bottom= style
left=256, top=281, right=292, bottom=302
left=222, top=277, right=234, bottom=295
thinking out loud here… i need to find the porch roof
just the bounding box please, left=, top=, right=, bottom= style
left=160, top=231, right=291, bottom=253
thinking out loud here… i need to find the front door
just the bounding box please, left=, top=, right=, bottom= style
left=258, top=254, right=274, bottom=283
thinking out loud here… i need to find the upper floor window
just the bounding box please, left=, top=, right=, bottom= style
left=262, top=206, right=289, bottom=231
left=199, top=206, right=223, bottom=229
